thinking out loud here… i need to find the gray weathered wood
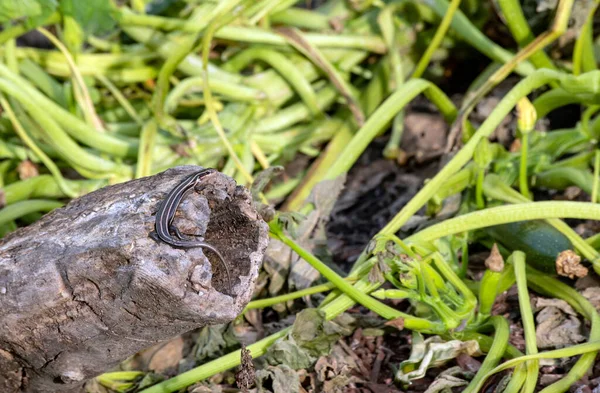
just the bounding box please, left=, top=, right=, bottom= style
left=0, top=166, right=269, bottom=392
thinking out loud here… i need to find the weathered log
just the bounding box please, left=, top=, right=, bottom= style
left=0, top=166, right=269, bottom=392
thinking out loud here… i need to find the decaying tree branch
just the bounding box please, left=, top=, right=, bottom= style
left=0, top=166, right=269, bottom=393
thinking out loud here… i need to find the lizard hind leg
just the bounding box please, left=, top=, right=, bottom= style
left=169, top=225, right=186, bottom=240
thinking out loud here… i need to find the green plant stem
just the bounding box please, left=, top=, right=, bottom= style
left=135, top=121, right=158, bottom=178
left=470, top=340, right=600, bottom=392
left=408, top=201, right=600, bottom=244
left=412, top=0, right=461, bottom=78
left=428, top=0, right=535, bottom=76
left=151, top=5, right=216, bottom=130
left=223, top=48, right=319, bottom=114
left=1, top=176, right=105, bottom=205
left=37, top=27, right=105, bottom=132
left=476, top=269, right=501, bottom=321
left=454, top=0, right=573, bottom=134
left=429, top=252, right=477, bottom=318
left=19, top=59, right=68, bottom=108
left=140, top=278, right=382, bottom=393
left=282, top=124, right=353, bottom=211
left=270, top=223, right=443, bottom=331
left=0, top=200, right=63, bottom=226
left=471, top=269, right=600, bottom=393
left=245, top=282, right=336, bottom=310
left=519, top=131, right=531, bottom=199
left=116, top=8, right=386, bottom=53
left=593, top=149, right=600, bottom=203
left=461, top=316, right=509, bottom=393
left=139, top=327, right=289, bottom=393
left=96, top=74, right=143, bottom=125
left=278, top=27, right=364, bottom=125
left=201, top=13, right=254, bottom=185
left=164, top=76, right=265, bottom=114
left=572, top=0, right=599, bottom=75
left=0, top=78, right=128, bottom=176
left=253, top=86, right=338, bottom=134
left=270, top=8, right=330, bottom=30
left=0, top=96, right=77, bottom=198
left=245, top=257, right=376, bottom=311
left=512, top=252, right=538, bottom=393
left=0, top=64, right=138, bottom=157
left=325, top=79, right=457, bottom=179
left=496, top=0, right=556, bottom=70
left=377, top=69, right=590, bottom=238
left=502, top=364, right=527, bottom=393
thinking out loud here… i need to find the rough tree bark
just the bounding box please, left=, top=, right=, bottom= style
left=0, top=166, right=269, bottom=393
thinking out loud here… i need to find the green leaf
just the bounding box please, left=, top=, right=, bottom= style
left=255, top=365, right=300, bottom=393
left=193, top=324, right=237, bottom=361
left=264, top=339, right=315, bottom=370
left=0, top=0, right=57, bottom=28
left=291, top=309, right=348, bottom=358
left=264, top=310, right=355, bottom=370
left=59, top=0, right=116, bottom=38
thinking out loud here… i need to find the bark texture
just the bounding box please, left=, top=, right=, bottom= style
left=0, top=166, right=269, bottom=392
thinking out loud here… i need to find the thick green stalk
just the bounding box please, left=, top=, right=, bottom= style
left=472, top=270, right=600, bottom=393
left=325, top=79, right=457, bottom=179
left=0, top=200, right=63, bottom=226
left=139, top=278, right=383, bottom=393
left=0, top=64, right=138, bottom=157
left=135, top=121, right=158, bottom=179
left=244, top=260, right=375, bottom=311
left=412, top=0, right=461, bottom=78
left=0, top=78, right=128, bottom=176
left=1, top=96, right=77, bottom=198
left=223, top=48, right=319, bottom=114
left=245, top=282, right=336, bottom=310
left=116, top=8, right=386, bottom=53
left=512, top=252, right=538, bottom=393
left=2, top=176, right=105, bottom=205
left=378, top=70, right=578, bottom=237
left=528, top=269, right=600, bottom=393
left=408, top=201, right=600, bottom=244
left=462, top=316, right=509, bottom=393
left=164, top=76, right=266, bottom=114
left=138, top=328, right=289, bottom=393
left=496, top=0, right=556, bottom=70
left=428, top=0, right=535, bottom=76
left=271, top=224, right=442, bottom=331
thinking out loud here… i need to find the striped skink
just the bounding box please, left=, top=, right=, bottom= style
left=153, top=168, right=232, bottom=294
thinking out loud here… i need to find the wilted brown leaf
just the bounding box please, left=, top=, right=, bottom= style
left=485, top=244, right=504, bottom=272
left=556, top=250, right=588, bottom=279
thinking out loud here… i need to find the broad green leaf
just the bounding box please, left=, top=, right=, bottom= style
left=0, top=0, right=57, bottom=28
left=59, top=0, right=116, bottom=38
